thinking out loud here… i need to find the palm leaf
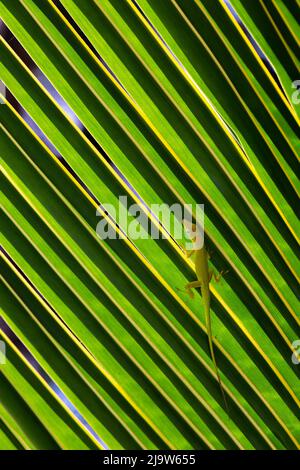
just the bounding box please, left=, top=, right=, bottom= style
left=0, top=0, right=299, bottom=450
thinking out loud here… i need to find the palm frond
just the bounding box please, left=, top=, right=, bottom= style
left=0, top=0, right=299, bottom=450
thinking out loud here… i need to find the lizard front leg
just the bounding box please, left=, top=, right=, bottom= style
left=185, top=280, right=202, bottom=299
left=183, top=248, right=195, bottom=258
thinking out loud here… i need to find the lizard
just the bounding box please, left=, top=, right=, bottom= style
left=181, top=220, right=229, bottom=413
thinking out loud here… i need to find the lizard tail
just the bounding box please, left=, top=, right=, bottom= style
left=204, top=302, right=229, bottom=415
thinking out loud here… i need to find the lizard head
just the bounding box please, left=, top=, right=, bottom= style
left=182, top=219, right=204, bottom=249
left=182, top=219, right=197, bottom=240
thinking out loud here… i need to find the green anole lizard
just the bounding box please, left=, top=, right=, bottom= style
left=182, top=220, right=229, bottom=412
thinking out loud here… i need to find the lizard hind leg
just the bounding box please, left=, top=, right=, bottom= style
left=185, top=280, right=202, bottom=299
